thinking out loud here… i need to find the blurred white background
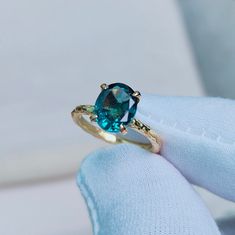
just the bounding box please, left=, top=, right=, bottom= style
left=0, top=0, right=234, bottom=234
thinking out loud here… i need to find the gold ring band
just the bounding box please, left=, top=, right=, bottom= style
left=71, top=104, right=161, bottom=153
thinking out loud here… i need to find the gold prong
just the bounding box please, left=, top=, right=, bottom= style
left=90, top=114, right=98, bottom=122
left=100, top=83, right=109, bottom=90
left=120, top=124, right=128, bottom=135
left=132, top=91, right=141, bottom=101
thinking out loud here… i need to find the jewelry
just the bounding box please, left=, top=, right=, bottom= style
left=71, top=83, right=161, bottom=153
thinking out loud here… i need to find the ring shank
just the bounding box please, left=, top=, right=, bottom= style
left=71, top=105, right=161, bottom=153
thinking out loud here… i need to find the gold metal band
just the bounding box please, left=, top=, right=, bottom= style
left=71, top=105, right=161, bottom=153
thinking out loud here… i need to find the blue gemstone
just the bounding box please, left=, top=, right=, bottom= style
left=95, top=83, right=138, bottom=133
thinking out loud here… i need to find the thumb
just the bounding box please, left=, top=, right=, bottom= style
left=137, top=94, right=235, bottom=201
left=77, top=144, right=220, bottom=235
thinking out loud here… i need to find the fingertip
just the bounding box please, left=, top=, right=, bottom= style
left=77, top=144, right=136, bottom=185
left=78, top=144, right=154, bottom=175
left=77, top=143, right=220, bottom=235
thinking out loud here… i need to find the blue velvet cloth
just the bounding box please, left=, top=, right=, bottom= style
left=77, top=95, right=235, bottom=235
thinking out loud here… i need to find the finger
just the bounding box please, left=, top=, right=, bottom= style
left=78, top=144, right=220, bottom=235
left=137, top=94, right=235, bottom=201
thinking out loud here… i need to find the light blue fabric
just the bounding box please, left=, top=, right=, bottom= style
left=77, top=94, right=235, bottom=235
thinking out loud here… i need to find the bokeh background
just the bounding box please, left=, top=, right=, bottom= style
left=0, top=0, right=234, bottom=234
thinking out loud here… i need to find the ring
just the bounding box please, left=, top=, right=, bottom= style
left=71, top=82, right=161, bottom=153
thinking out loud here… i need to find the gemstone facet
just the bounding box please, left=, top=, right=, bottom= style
left=95, top=83, right=139, bottom=133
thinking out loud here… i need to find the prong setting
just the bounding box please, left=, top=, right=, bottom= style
left=120, top=124, right=128, bottom=135
left=132, top=91, right=141, bottom=101
left=100, top=83, right=109, bottom=90
left=90, top=114, right=98, bottom=122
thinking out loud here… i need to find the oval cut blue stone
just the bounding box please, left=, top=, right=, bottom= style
left=95, top=83, right=138, bottom=133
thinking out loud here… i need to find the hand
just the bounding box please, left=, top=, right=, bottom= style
left=77, top=94, right=235, bottom=235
